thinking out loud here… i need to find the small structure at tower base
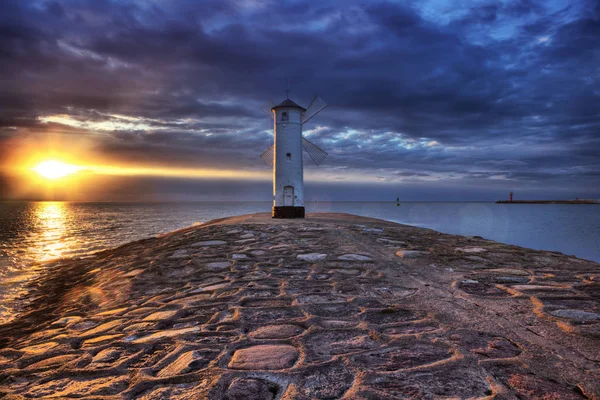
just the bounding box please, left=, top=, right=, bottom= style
left=272, top=206, right=305, bottom=218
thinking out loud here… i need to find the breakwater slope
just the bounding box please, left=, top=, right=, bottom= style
left=0, top=212, right=599, bottom=399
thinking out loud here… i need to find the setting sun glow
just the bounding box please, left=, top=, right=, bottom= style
left=32, top=160, right=82, bottom=179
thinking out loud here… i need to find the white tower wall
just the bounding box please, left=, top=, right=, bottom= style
left=273, top=107, right=304, bottom=212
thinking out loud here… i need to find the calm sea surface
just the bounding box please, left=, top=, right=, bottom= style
left=1, top=201, right=599, bottom=322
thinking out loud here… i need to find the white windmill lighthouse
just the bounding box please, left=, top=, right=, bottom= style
left=260, top=91, right=328, bottom=218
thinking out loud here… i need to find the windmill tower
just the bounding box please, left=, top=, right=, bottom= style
left=260, top=94, right=328, bottom=218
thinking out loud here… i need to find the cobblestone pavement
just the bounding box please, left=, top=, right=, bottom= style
left=0, top=212, right=599, bottom=399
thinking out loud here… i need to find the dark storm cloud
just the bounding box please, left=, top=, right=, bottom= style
left=0, top=0, right=599, bottom=200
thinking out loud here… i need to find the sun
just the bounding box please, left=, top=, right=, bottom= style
left=32, top=160, right=81, bottom=179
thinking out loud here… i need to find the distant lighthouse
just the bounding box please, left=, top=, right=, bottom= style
left=260, top=94, right=328, bottom=218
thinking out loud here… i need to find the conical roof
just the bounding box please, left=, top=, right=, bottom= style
left=271, top=98, right=306, bottom=112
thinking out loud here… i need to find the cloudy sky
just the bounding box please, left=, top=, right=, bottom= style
left=1, top=0, right=599, bottom=201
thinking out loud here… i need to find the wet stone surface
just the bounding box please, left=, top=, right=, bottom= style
left=228, top=344, right=299, bottom=370
left=248, top=324, right=304, bottom=339
left=302, top=329, right=379, bottom=362
left=0, top=212, right=598, bottom=399
left=361, top=307, right=425, bottom=324
left=224, top=378, right=278, bottom=400
left=350, top=340, right=454, bottom=371
left=297, top=253, right=327, bottom=262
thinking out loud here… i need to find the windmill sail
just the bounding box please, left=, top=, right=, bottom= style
left=301, top=96, right=327, bottom=124
left=260, top=145, right=275, bottom=166
left=302, top=136, right=328, bottom=166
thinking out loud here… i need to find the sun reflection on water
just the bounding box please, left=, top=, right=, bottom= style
left=0, top=202, right=72, bottom=323
left=35, top=202, right=69, bottom=261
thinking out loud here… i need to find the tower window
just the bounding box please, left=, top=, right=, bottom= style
left=286, top=153, right=291, bottom=161
left=282, top=111, right=288, bottom=121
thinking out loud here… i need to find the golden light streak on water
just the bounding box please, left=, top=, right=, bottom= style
left=0, top=202, right=74, bottom=323
left=35, top=202, right=69, bottom=261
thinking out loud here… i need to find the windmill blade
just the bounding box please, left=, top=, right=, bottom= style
left=302, top=136, right=328, bottom=166
left=260, top=100, right=275, bottom=118
left=260, top=100, right=275, bottom=132
left=260, top=145, right=275, bottom=166
left=301, top=96, right=327, bottom=124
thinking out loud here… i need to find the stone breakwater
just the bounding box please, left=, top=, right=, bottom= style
left=0, top=212, right=599, bottom=399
